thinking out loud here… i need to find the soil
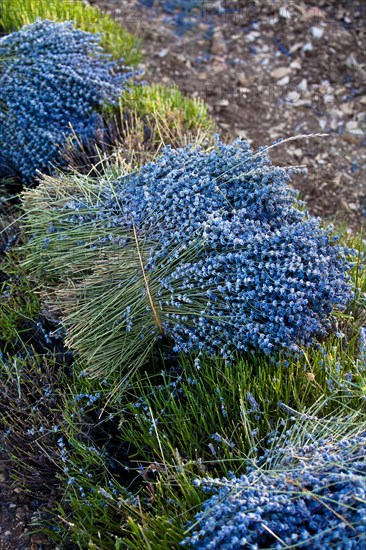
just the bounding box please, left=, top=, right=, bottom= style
left=0, top=1, right=365, bottom=549
left=92, top=0, right=366, bottom=232
left=0, top=462, right=49, bottom=550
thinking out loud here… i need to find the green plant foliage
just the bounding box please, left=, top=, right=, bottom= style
left=0, top=350, right=66, bottom=495
left=0, top=270, right=41, bottom=351
left=44, top=384, right=366, bottom=549
left=0, top=0, right=141, bottom=65
left=118, top=347, right=366, bottom=469
left=120, top=84, right=214, bottom=133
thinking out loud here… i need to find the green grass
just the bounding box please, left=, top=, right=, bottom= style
left=0, top=349, right=68, bottom=496
left=120, top=84, right=213, bottom=133
left=118, top=347, right=366, bottom=468
left=0, top=0, right=141, bottom=65
left=41, top=372, right=366, bottom=549
left=0, top=260, right=41, bottom=351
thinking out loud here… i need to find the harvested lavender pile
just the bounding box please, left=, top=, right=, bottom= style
left=183, top=432, right=366, bottom=549
left=0, top=19, right=135, bottom=184
left=30, top=137, right=354, bottom=370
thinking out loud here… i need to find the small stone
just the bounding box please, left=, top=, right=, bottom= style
left=290, top=42, right=303, bottom=53
left=246, top=31, right=260, bottom=43
left=236, top=129, right=251, bottom=141
left=298, top=78, right=308, bottom=92
left=197, top=72, right=207, bottom=81
left=279, top=6, right=291, bottom=19
left=277, top=75, right=290, bottom=86
left=359, top=95, right=366, bottom=105
left=158, top=48, right=169, bottom=59
left=346, top=120, right=360, bottom=132
left=343, top=125, right=364, bottom=142
left=237, top=73, right=249, bottom=86
left=197, top=22, right=209, bottom=32
left=340, top=102, right=354, bottom=116
left=0, top=466, right=9, bottom=482
left=303, top=42, right=313, bottom=52
left=292, top=99, right=312, bottom=107
left=329, top=118, right=340, bottom=131
left=329, top=109, right=343, bottom=130
left=286, top=90, right=299, bottom=102
left=290, top=60, right=301, bottom=70
left=16, top=507, right=28, bottom=522
left=348, top=128, right=364, bottom=137
left=175, top=54, right=185, bottom=63
left=271, top=67, right=292, bottom=80
left=311, top=26, right=324, bottom=39
left=293, top=148, right=303, bottom=159
left=319, top=118, right=327, bottom=129
left=211, top=31, right=227, bottom=56
left=212, top=60, right=226, bottom=74
left=345, top=53, right=358, bottom=68
left=218, top=99, right=229, bottom=108
left=329, top=108, right=342, bottom=118
left=323, top=93, right=334, bottom=104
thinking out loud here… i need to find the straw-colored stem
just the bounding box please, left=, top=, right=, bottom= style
left=132, top=221, right=163, bottom=334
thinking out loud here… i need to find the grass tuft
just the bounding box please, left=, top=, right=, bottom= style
left=119, top=84, right=214, bottom=133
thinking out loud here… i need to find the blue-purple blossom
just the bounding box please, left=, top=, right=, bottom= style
left=0, top=20, right=135, bottom=183
left=182, top=433, right=366, bottom=549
